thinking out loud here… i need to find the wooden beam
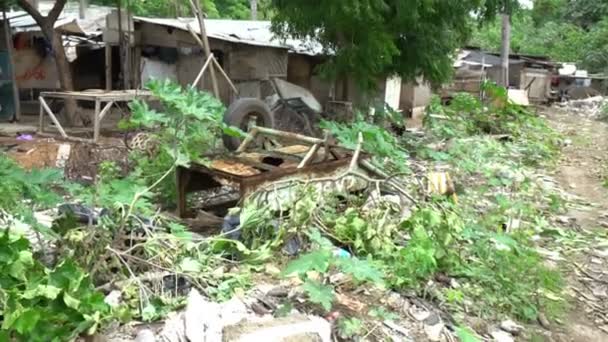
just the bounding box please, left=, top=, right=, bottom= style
left=39, top=96, right=68, bottom=138
left=105, top=44, right=112, bottom=90
left=236, top=127, right=259, bottom=153
left=186, top=23, right=205, bottom=49
left=98, top=101, right=114, bottom=122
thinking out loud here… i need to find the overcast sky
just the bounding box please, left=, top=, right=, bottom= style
left=520, top=0, right=533, bottom=8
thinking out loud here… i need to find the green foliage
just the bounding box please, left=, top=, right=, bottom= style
left=90, top=0, right=268, bottom=19
left=471, top=6, right=608, bottom=73
left=456, top=326, right=482, bottom=342
left=337, top=317, right=365, bottom=339
left=301, top=280, right=334, bottom=311
left=0, top=232, right=111, bottom=341
left=320, top=116, right=409, bottom=173
left=270, top=0, right=485, bottom=89
left=0, top=155, right=63, bottom=211
left=282, top=231, right=384, bottom=312
left=425, top=83, right=561, bottom=166
left=121, top=80, right=239, bottom=205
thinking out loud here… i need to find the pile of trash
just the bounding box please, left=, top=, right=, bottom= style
left=555, top=96, right=608, bottom=118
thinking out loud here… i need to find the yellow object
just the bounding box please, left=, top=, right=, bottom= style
left=427, top=171, right=458, bottom=203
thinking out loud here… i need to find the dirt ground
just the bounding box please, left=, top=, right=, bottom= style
left=545, top=108, right=608, bottom=342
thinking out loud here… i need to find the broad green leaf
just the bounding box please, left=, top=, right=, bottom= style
left=9, top=250, right=33, bottom=280
left=64, top=293, right=81, bottom=310
left=12, top=309, right=40, bottom=335
left=302, top=280, right=334, bottom=312
left=335, top=257, right=384, bottom=285
left=282, top=251, right=331, bottom=277
left=22, top=285, right=62, bottom=300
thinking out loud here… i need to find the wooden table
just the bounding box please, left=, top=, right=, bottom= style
left=38, top=89, right=153, bottom=143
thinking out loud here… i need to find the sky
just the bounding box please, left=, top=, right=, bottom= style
left=520, top=0, right=533, bottom=8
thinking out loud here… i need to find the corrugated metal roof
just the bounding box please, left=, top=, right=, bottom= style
left=134, top=17, right=324, bottom=56
left=5, top=4, right=111, bottom=36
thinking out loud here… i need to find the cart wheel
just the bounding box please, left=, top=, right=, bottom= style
left=223, top=98, right=274, bottom=151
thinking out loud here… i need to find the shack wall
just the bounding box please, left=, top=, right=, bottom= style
left=136, top=21, right=289, bottom=104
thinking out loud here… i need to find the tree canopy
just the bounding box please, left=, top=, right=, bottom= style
left=270, top=0, right=492, bottom=90
left=89, top=0, right=271, bottom=19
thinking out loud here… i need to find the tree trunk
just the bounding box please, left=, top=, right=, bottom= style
left=18, top=0, right=82, bottom=126
left=250, top=0, right=257, bottom=20
left=500, top=13, right=510, bottom=88
left=49, top=30, right=79, bottom=126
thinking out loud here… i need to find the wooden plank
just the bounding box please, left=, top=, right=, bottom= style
left=98, top=101, right=113, bottom=121
left=93, top=99, right=100, bottom=142
left=39, top=90, right=153, bottom=102
left=39, top=96, right=68, bottom=138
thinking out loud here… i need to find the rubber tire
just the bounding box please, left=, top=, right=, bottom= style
left=222, top=98, right=274, bottom=151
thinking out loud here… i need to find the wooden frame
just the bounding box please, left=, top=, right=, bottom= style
left=38, top=89, right=153, bottom=143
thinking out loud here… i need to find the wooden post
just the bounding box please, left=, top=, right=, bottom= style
left=105, top=44, right=112, bottom=90
left=188, top=0, right=220, bottom=98
left=93, top=99, right=100, bottom=142
left=38, top=98, right=44, bottom=132
left=500, top=13, right=511, bottom=88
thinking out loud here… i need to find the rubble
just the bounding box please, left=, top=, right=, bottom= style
left=153, top=289, right=331, bottom=342
left=490, top=330, right=515, bottom=342
left=223, top=315, right=331, bottom=342
left=499, top=320, right=524, bottom=336
left=555, top=96, right=607, bottom=118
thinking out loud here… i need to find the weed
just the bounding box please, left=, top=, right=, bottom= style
left=337, top=317, right=365, bottom=339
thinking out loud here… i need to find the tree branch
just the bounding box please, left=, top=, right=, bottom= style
left=16, top=0, right=68, bottom=28
left=47, top=0, right=68, bottom=23
left=16, top=0, right=45, bottom=24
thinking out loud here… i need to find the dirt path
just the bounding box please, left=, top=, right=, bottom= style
left=545, top=108, right=608, bottom=342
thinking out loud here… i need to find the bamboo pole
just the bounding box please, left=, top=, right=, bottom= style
left=187, top=0, right=220, bottom=98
